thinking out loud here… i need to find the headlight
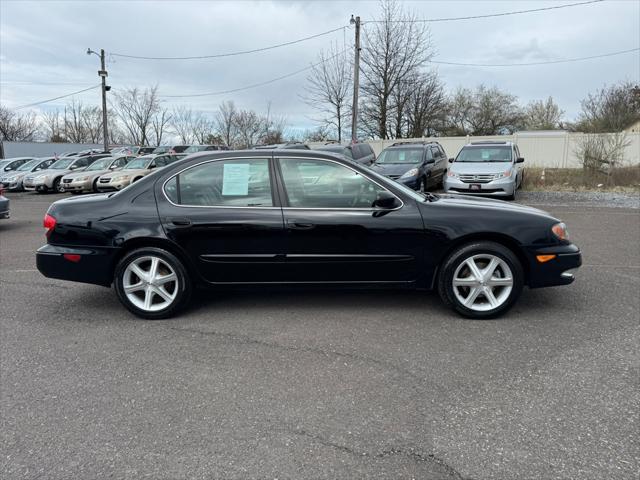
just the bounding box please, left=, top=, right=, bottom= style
left=112, top=175, right=130, bottom=182
left=35, top=175, right=48, bottom=182
left=494, top=169, right=513, bottom=179
left=551, top=222, right=569, bottom=241
left=76, top=176, right=89, bottom=182
left=400, top=168, right=419, bottom=179
left=447, top=171, right=459, bottom=178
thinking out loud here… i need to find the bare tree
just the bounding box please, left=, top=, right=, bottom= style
left=192, top=112, right=215, bottom=144
left=524, top=97, right=564, bottom=130
left=112, top=86, right=161, bottom=146
left=0, top=105, right=40, bottom=141
left=42, top=109, right=67, bottom=142
left=150, top=107, right=171, bottom=147
left=445, top=85, right=523, bottom=135
left=233, top=109, right=265, bottom=148
left=302, top=125, right=333, bottom=142
left=576, top=81, right=640, bottom=133
left=360, top=0, right=433, bottom=139
left=575, top=132, right=631, bottom=183
left=302, top=45, right=351, bottom=142
left=405, top=71, right=447, bottom=137
left=170, top=106, right=195, bottom=143
left=214, top=100, right=237, bottom=147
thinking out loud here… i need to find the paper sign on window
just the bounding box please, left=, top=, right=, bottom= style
left=481, top=150, right=490, bottom=159
left=222, top=163, right=250, bottom=195
left=399, top=151, right=405, bottom=161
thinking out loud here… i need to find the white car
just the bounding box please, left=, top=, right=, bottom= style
left=444, top=141, right=525, bottom=200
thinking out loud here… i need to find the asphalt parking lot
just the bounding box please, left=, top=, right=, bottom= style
left=1, top=191, right=638, bottom=480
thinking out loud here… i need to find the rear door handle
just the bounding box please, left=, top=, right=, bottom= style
left=287, top=219, right=315, bottom=230
left=169, top=217, right=192, bottom=227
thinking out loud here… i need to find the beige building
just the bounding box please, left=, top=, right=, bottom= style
left=624, top=119, right=640, bottom=133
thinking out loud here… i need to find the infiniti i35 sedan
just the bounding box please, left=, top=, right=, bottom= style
left=36, top=150, right=581, bottom=320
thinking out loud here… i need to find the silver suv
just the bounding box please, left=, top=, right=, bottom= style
left=443, top=141, right=525, bottom=200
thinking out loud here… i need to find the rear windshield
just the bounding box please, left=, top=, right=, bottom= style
left=456, top=146, right=512, bottom=162
left=376, top=148, right=423, bottom=164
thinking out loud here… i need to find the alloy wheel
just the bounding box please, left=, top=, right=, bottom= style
left=122, top=256, right=179, bottom=312
left=452, top=254, right=513, bottom=312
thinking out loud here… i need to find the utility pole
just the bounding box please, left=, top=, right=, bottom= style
left=87, top=48, right=110, bottom=152
left=350, top=15, right=361, bottom=144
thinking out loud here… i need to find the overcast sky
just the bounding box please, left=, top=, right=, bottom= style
left=1, top=0, right=639, bottom=133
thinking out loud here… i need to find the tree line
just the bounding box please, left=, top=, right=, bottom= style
left=1, top=0, right=638, bottom=146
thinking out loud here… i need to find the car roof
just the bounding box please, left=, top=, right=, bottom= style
left=387, top=141, right=441, bottom=149
left=466, top=141, right=514, bottom=146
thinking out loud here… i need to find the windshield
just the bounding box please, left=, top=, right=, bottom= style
left=125, top=157, right=151, bottom=169
left=87, top=158, right=112, bottom=170
left=18, top=159, right=40, bottom=171
left=456, top=146, right=512, bottom=162
left=376, top=148, right=423, bottom=164
left=50, top=158, right=75, bottom=169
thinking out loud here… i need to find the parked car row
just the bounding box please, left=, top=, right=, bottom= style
left=1, top=140, right=526, bottom=201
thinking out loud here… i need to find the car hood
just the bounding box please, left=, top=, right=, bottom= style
left=39, top=168, right=82, bottom=178
left=449, top=162, right=513, bottom=174
left=100, top=168, right=147, bottom=179
left=370, top=163, right=419, bottom=176
left=435, top=193, right=557, bottom=219
left=1, top=171, right=28, bottom=181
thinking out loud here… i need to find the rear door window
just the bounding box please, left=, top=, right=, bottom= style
left=164, top=158, right=273, bottom=207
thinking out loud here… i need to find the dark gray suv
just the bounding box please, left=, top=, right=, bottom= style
left=314, top=142, right=376, bottom=165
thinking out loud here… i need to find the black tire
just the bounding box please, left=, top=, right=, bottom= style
left=437, top=241, right=524, bottom=319
left=52, top=177, right=65, bottom=194
left=114, top=247, right=192, bottom=320
left=419, top=176, right=427, bottom=193
left=92, top=178, right=99, bottom=193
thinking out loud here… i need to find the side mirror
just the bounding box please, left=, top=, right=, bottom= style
left=425, top=158, right=435, bottom=165
left=448, top=158, right=455, bottom=163
left=373, top=191, right=400, bottom=210
left=516, top=157, right=525, bottom=163
left=149, top=164, right=156, bottom=169
left=69, top=165, right=78, bottom=170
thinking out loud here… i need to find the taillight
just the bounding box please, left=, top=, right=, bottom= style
left=43, top=213, right=56, bottom=237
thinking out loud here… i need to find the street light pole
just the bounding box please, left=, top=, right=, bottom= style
left=350, top=15, right=361, bottom=144
left=88, top=48, right=110, bottom=152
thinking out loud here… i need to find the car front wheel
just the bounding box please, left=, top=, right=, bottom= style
left=114, top=247, right=192, bottom=319
left=438, top=241, right=523, bottom=319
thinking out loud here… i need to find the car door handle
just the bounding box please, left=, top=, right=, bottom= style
left=169, top=217, right=192, bottom=227
left=287, top=220, right=315, bottom=230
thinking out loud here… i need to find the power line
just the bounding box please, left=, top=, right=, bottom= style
left=12, top=85, right=101, bottom=110
left=160, top=49, right=348, bottom=98
left=429, top=47, right=639, bottom=67
left=110, top=26, right=347, bottom=60
left=364, top=0, right=604, bottom=23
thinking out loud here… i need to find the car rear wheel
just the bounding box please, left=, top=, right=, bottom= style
left=92, top=178, right=100, bottom=193
left=114, top=247, right=191, bottom=320
left=437, top=241, right=523, bottom=319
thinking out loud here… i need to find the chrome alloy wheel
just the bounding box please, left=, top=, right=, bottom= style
left=123, top=256, right=178, bottom=312
left=452, top=254, right=513, bottom=312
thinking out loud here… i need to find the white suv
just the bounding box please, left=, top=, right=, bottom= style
left=443, top=141, right=525, bottom=200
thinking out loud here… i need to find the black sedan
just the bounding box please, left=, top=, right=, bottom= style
left=36, top=150, right=581, bottom=320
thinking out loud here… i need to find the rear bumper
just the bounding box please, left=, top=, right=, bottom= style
left=525, top=244, right=582, bottom=288
left=36, top=244, right=118, bottom=287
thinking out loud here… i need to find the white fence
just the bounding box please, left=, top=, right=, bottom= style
left=313, top=132, right=640, bottom=169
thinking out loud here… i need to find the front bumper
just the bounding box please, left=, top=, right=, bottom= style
left=525, top=244, right=582, bottom=288
left=444, top=176, right=515, bottom=196
left=36, top=244, right=118, bottom=287
left=62, top=179, right=92, bottom=192
left=97, top=179, right=129, bottom=191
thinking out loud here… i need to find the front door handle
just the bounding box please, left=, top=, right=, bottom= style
left=287, top=219, right=315, bottom=230
left=169, top=217, right=192, bottom=227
